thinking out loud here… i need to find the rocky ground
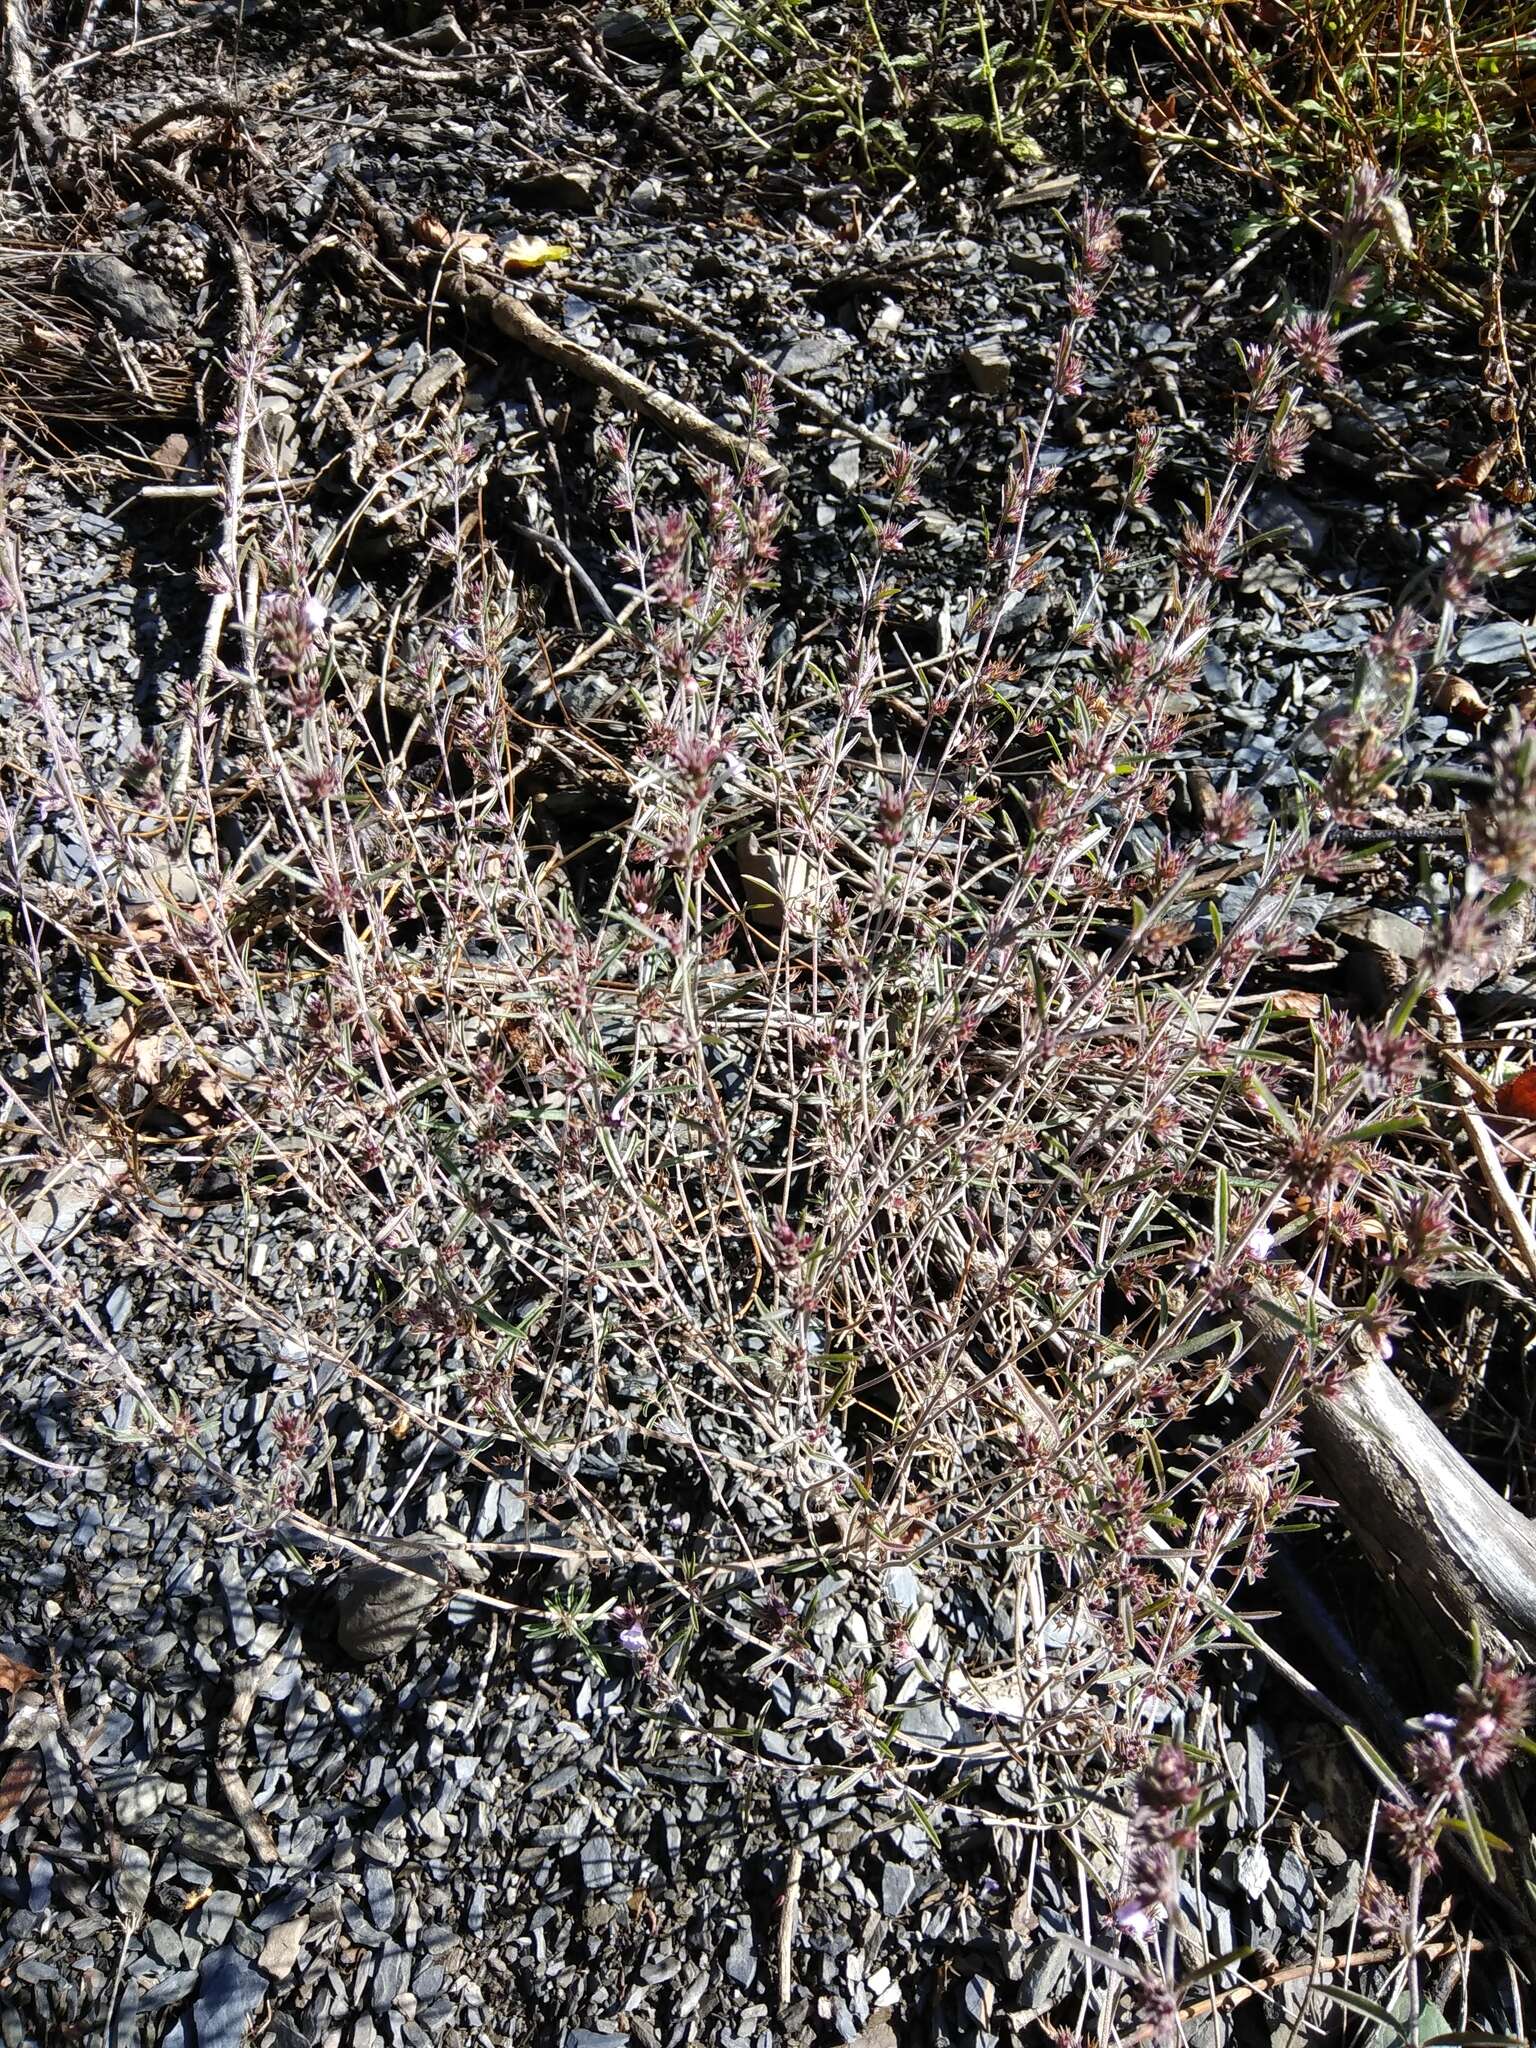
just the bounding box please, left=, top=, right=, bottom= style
left=2, top=4, right=1535, bottom=2046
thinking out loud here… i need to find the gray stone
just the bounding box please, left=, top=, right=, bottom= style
left=62, top=251, right=179, bottom=337
left=512, top=167, right=599, bottom=211
left=192, top=1890, right=242, bottom=1946
left=722, top=1923, right=757, bottom=1988
left=1018, top=1937, right=1073, bottom=2014
left=961, top=338, right=1011, bottom=396
left=116, top=1776, right=170, bottom=1828
left=175, top=1807, right=247, bottom=1871
left=1459, top=620, right=1536, bottom=666
left=1270, top=1847, right=1316, bottom=1934
left=218, top=1559, right=256, bottom=1650
left=775, top=331, right=853, bottom=380
left=332, top=1536, right=469, bottom=1661
left=113, top=1841, right=152, bottom=1920
left=898, top=1695, right=958, bottom=1744
left=880, top=1861, right=918, bottom=1917
left=1249, top=487, right=1329, bottom=560
left=365, top=1861, right=397, bottom=1928
left=410, top=350, right=465, bottom=409
left=372, top=1945, right=410, bottom=2012
left=627, top=178, right=674, bottom=215
left=190, top=1944, right=268, bottom=2048
left=580, top=1833, right=614, bottom=1891
left=257, top=1916, right=308, bottom=1981
left=882, top=1565, right=921, bottom=1612
left=403, top=11, right=470, bottom=51
left=827, top=442, right=861, bottom=491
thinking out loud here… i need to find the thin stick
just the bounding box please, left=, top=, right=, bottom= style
left=213, top=1652, right=283, bottom=1865
left=777, top=1845, right=803, bottom=2010
left=579, top=278, right=902, bottom=462
left=338, top=172, right=782, bottom=481
left=3, top=0, right=60, bottom=162
left=1429, top=988, right=1536, bottom=1291
left=126, top=156, right=260, bottom=805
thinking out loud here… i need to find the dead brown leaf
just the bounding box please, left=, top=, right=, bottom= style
left=1429, top=672, right=1491, bottom=723
left=0, top=1651, right=40, bottom=1697
left=0, top=1750, right=41, bottom=1826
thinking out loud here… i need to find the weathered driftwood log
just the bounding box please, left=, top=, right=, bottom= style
left=1244, top=1281, right=1536, bottom=1670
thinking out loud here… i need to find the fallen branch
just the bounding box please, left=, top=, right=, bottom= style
left=1244, top=1276, right=1536, bottom=1667
left=338, top=171, right=783, bottom=481
left=3, top=0, right=61, bottom=163
left=125, top=154, right=261, bottom=804
left=213, top=1652, right=283, bottom=1865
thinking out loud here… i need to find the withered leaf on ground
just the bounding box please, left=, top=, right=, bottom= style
left=0, top=1652, right=40, bottom=1696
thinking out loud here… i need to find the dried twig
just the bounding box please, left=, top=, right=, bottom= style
left=127, top=93, right=245, bottom=149
left=1429, top=987, right=1536, bottom=1291
left=579, top=277, right=903, bottom=462
left=213, top=1652, right=283, bottom=1864
left=3, top=0, right=61, bottom=163
left=125, top=154, right=261, bottom=804
left=337, top=171, right=783, bottom=481
left=776, top=1845, right=803, bottom=2010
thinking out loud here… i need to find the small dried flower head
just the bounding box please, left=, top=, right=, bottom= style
left=1421, top=895, right=1493, bottom=993
left=1053, top=329, right=1085, bottom=399
left=1382, top=1798, right=1441, bottom=1872
left=1469, top=720, right=1536, bottom=882
left=1282, top=311, right=1344, bottom=386
left=1405, top=1726, right=1461, bottom=1798
left=1395, top=1190, right=1453, bottom=1287
left=1359, top=1872, right=1409, bottom=1944
left=743, top=366, right=778, bottom=441
left=878, top=442, right=922, bottom=509
left=1264, top=410, right=1313, bottom=481
left=1343, top=161, right=1399, bottom=233
left=262, top=589, right=324, bottom=676
left=1355, top=1299, right=1407, bottom=1363
left=1349, top=1021, right=1424, bottom=1102
left=1439, top=503, right=1516, bottom=611
left=1355, top=608, right=1428, bottom=722
left=1112, top=1845, right=1174, bottom=1943
left=1134, top=1971, right=1180, bottom=2045
left=1078, top=202, right=1122, bottom=276
left=1137, top=1742, right=1202, bottom=1814
left=1241, top=341, right=1287, bottom=410
left=1204, top=787, right=1254, bottom=843
left=875, top=785, right=908, bottom=847
left=1453, top=1662, right=1533, bottom=1778
left=1178, top=517, right=1235, bottom=583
